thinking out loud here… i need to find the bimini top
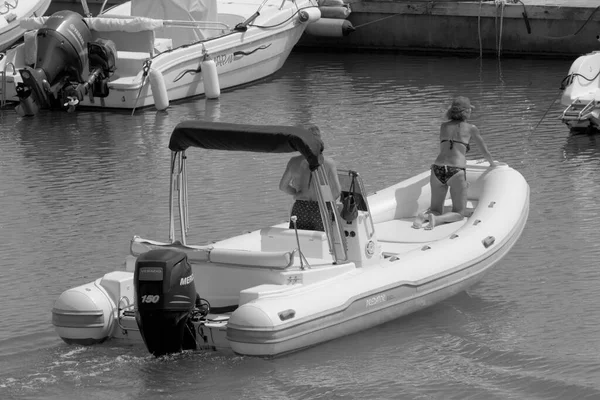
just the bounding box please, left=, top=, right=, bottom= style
left=168, top=121, right=325, bottom=169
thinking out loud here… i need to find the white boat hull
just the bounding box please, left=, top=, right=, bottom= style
left=560, top=51, right=600, bottom=133
left=52, top=160, right=529, bottom=357
left=0, top=0, right=50, bottom=52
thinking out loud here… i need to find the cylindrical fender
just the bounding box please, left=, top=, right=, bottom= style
left=318, top=5, right=351, bottom=19
left=201, top=54, right=220, bottom=99
left=305, top=18, right=355, bottom=37
left=298, top=7, right=321, bottom=24
left=149, top=68, right=169, bottom=111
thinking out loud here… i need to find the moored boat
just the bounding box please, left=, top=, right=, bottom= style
left=0, top=0, right=320, bottom=116
left=51, top=121, right=530, bottom=357
left=560, top=50, right=600, bottom=133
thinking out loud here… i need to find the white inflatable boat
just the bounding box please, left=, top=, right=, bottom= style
left=51, top=121, right=530, bottom=357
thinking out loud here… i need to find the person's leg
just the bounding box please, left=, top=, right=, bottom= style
left=425, top=170, right=467, bottom=230
left=413, top=170, right=447, bottom=229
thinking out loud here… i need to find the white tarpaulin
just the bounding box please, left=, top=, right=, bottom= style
left=131, top=0, right=217, bottom=44
left=20, top=16, right=164, bottom=32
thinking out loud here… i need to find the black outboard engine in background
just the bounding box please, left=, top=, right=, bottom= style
left=16, top=10, right=118, bottom=116
left=62, top=38, right=117, bottom=112
left=16, top=10, right=91, bottom=116
left=134, top=249, right=198, bottom=357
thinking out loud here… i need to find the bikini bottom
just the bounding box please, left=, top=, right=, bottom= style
left=431, top=164, right=466, bottom=185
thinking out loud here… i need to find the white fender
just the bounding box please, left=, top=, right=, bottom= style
left=149, top=68, right=169, bottom=111
left=298, top=7, right=321, bottom=24
left=318, top=5, right=351, bottom=19
left=201, top=54, right=220, bottom=99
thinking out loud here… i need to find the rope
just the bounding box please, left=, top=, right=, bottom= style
left=534, top=6, right=600, bottom=40
left=532, top=90, right=563, bottom=133
left=494, top=0, right=506, bottom=58
left=1, top=0, right=18, bottom=16
left=353, top=13, right=402, bottom=30
left=478, top=1, right=483, bottom=59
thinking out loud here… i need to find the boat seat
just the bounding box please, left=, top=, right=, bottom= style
left=208, top=248, right=294, bottom=269
left=217, top=13, right=244, bottom=28
left=260, top=227, right=329, bottom=259
left=153, top=37, right=173, bottom=54
left=91, top=29, right=155, bottom=54
left=131, top=236, right=294, bottom=269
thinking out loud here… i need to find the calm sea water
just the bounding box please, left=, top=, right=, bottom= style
left=1, top=50, right=599, bottom=400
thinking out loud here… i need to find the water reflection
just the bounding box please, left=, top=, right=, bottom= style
left=562, top=131, right=600, bottom=163
left=1, top=51, right=600, bottom=399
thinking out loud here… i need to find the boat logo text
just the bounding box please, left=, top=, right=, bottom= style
left=180, top=275, right=194, bottom=285
left=366, top=294, right=387, bottom=307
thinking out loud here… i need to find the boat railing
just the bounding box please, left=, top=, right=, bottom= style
left=314, top=167, right=349, bottom=263
left=1, top=59, right=16, bottom=108
left=562, top=98, right=597, bottom=121
left=338, top=169, right=376, bottom=239
left=117, top=295, right=139, bottom=332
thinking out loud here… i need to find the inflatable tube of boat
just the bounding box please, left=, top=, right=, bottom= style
left=52, top=279, right=115, bottom=345
left=201, top=53, right=220, bottom=99
left=318, top=5, right=351, bottom=19
left=149, top=68, right=169, bottom=111
left=299, top=7, right=321, bottom=24
left=305, top=18, right=356, bottom=37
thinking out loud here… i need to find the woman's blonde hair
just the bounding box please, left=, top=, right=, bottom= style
left=445, top=96, right=473, bottom=121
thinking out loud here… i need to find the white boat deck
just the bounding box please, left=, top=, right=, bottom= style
left=376, top=218, right=467, bottom=255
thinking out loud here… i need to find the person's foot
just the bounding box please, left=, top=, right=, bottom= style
left=424, top=213, right=436, bottom=230
left=412, top=212, right=428, bottom=229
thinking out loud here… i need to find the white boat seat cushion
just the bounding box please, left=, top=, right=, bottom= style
left=260, top=227, right=329, bottom=259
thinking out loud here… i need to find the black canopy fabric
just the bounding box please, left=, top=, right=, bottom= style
left=168, top=121, right=325, bottom=170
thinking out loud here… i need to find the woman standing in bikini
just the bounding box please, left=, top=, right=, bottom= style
left=413, top=96, right=496, bottom=230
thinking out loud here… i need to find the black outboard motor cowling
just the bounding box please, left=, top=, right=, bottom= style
left=16, top=10, right=92, bottom=115
left=134, top=249, right=197, bottom=357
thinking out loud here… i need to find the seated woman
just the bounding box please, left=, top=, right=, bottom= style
left=279, top=125, right=341, bottom=231
left=413, top=96, right=496, bottom=230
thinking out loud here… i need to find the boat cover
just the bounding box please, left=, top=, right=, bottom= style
left=20, top=16, right=164, bottom=32
left=131, top=0, right=217, bottom=42
left=169, top=121, right=325, bottom=169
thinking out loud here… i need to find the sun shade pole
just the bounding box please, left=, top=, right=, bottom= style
left=168, top=152, right=177, bottom=242
left=178, top=152, right=187, bottom=245
left=314, top=168, right=347, bottom=263
left=182, top=153, right=189, bottom=234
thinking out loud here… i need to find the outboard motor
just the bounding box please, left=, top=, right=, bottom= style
left=62, top=38, right=117, bottom=111
left=134, top=249, right=198, bottom=357
left=16, top=10, right=92, bottom=116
